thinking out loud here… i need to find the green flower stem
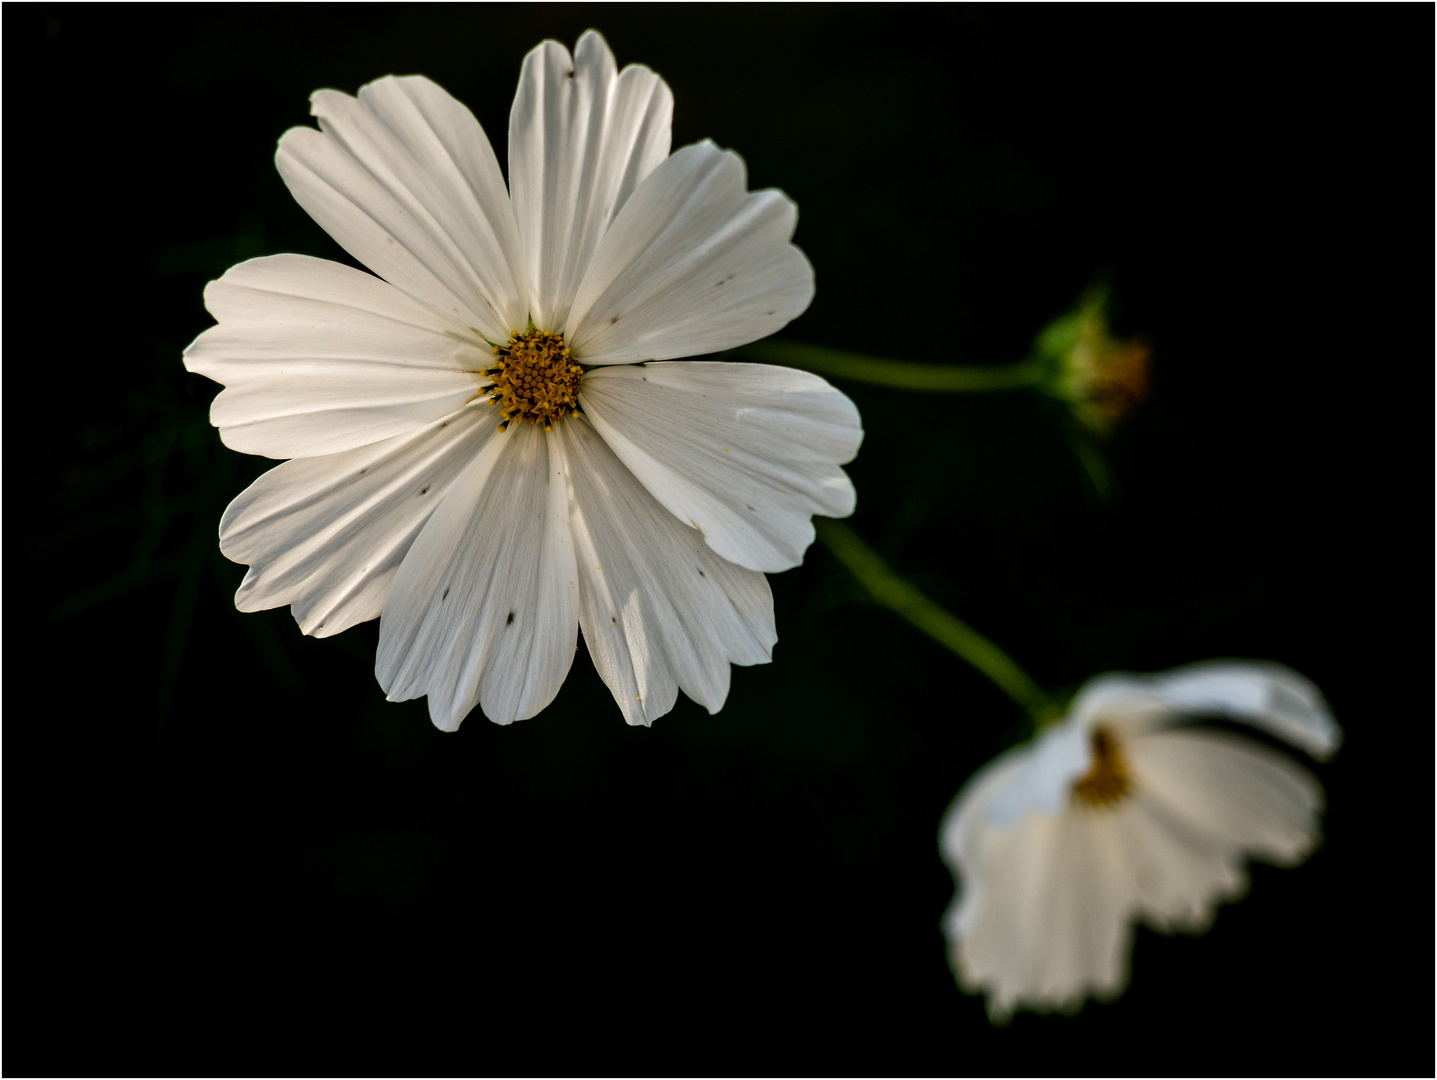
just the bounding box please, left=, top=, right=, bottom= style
left=725, top=340, right=1041, bottom=392
left=815, top=519, right=1056, bottom=723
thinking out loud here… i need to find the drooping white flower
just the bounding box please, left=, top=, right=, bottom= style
left=183, top=32, right=862, bottom=731
left=939, top=660, right=1341, bottom=1021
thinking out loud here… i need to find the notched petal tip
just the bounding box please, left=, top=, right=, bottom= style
left=576, top=28, right=613, bottom=50
left=376, top=425, right=579, bottom=733
left=356, top=73, right=432, bottom=98
left=275, top=121, right=321, bottom=159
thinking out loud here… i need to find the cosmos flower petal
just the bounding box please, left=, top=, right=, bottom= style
left=1006, top=814, right=1062, bottom=1004
left=1056, top=813, right=1131, bottom=1006
left=1004, top=816, right=1068, bottom=1011
left=962, top=811, right=1100, bottom=1019
left=579, top=362, right=862, bottom=573
left=939, top=751, right=1032, bottom=899
left=185, top=254, right=487, bottom=458
left=939, top=752, right=1029, bottom=1009
left=276, top=76, right=527, bottom=341
left=509, top=31, right=673, bottom=332
left=219, top=407, right=498, bottom=637
left=944, top=810, right=1038, bottom=1013
left=1127, top=729, right=1324, bottom=866
left=957, top=809, right=1132, bottom=1019
left=375, top=423, right=579, bottom=730
left=1142, top=660, right=1341, bottom=759
left=1073, top=660, right=1341, bottom=760
left=978, top=715, right=1092, bottom=825
left=1117, top=794, right=1246, bottom=933
left=564, top=141, right=814, bottom=363
left=554, top=417, right=776, bottom=726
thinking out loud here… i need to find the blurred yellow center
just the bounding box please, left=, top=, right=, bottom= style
left=1070, top=726, right=1133, bottom=809
left=484, top=329, right=583, bottom=432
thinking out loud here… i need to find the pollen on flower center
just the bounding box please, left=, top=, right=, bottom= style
left=483, top=328, right=583, bottom=432
left=1070, top=725, right=1133, bottom=809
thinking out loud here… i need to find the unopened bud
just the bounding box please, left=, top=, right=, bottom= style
left=1035, top=287, right=1151, bottom=437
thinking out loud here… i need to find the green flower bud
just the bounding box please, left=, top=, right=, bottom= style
left=1034, top=287, right=1151, bottom=437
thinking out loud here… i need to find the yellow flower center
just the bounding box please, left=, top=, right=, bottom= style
left=484, top=329, right=583, bottom=432
left=1070, top=725, right=1133, bottom=809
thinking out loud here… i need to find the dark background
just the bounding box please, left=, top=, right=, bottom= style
left=7, top=4, right=1431, bottom=1072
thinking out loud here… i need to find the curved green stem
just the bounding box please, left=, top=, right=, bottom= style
left=725, top=340, right=1042, bottom=392
left=815, top=519, right=1056, bottom=723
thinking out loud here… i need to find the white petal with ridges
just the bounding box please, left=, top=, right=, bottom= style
left=939, top=748, right=1029, bottom=980
left=1143, top=661, right=1341, bottom=759
left=1051, top=812, right=1129, bottom=1005
left=939, top=752, right=1030, bottom=892
left=580, top=362, right=861, bottom=572
left=950, top=805, right=1134, bottom=1019
left=219, top=405, right=497, bottom=637
left=564, top=141, right=814, bottom=363
left=1127, top=728, right=1324, bottom=865
left=376, top=423, right=579, bottom=730
left=1114, top=796, right=1245, bottom=934
left=1072, top=660, right=1341, bottom=759
left=509, top=31, right=673, bottom=332
left=185, top=254, right=486, bottom=458
left=954, top=810, right=1101, bottom=1019
left=276, top=76, right=526, bottom=341
left=978, top=713, right=1092, bottom=825
left=554, top=417, right=775, bottom=725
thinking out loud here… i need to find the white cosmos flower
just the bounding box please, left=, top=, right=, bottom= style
left=939, top=660, right=1341, bottom=1021
left=183, top=32, right=862, bottom=731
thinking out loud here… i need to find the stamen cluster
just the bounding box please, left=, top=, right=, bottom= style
left=483, top=329, right=583, bottom=432
left=1070, top=726, right=1133, bottom=809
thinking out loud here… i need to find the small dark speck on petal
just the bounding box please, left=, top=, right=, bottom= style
left=506, top=611, right=515, bottom=625
left=746, top=504, right=754, bottom=511
left=609, top=316, right=619, bottom=324
left=697, top=568, right=705, bottom=577
left=441, top=421, right=449, bottom=427
left=442, top=587, right=450, bottom=601
left=420, top=485, right=430, bottom=495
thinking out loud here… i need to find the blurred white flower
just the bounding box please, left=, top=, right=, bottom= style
left=184, top=31, right=861, bottom=730
left=939, top=660, right=1341, bottom=1021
